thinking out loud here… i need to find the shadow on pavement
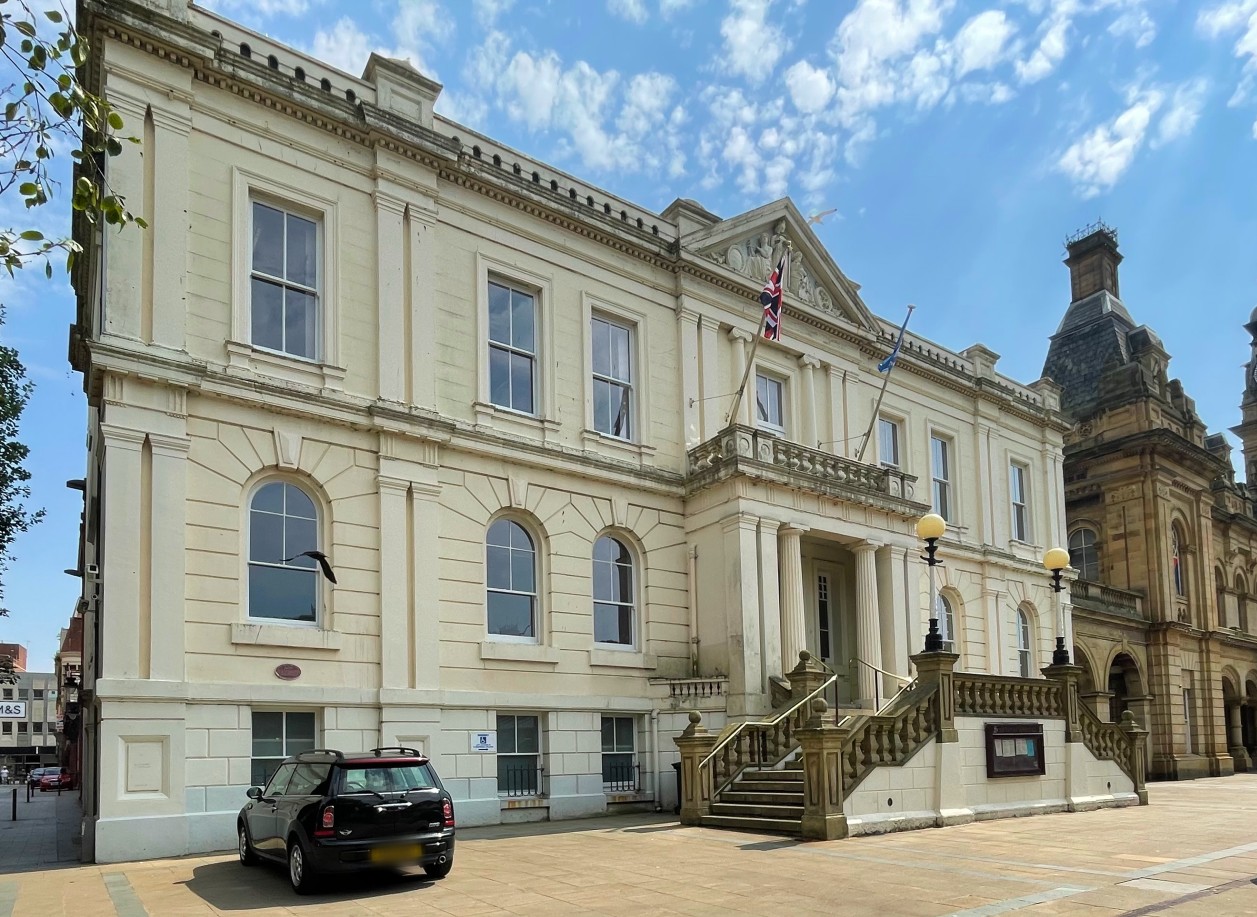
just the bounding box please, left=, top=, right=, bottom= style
left=180, top=860, right=439, bottom=910
left=460, top=812, right=679, bottom=842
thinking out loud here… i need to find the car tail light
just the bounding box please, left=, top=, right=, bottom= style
left=314, top=806, right=335, bottom=838
left=442, top=799, right=455, bottom=828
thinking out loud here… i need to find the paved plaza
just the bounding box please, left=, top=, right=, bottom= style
left=3, top=778, right=1257, bottom=915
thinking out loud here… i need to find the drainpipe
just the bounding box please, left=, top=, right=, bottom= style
left=688, top=546, right=699, bottom=676
left=650, top=708, right=661, bottom=812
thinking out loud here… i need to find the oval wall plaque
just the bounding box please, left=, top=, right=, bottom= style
left=274, top=663, right=302, bottom=681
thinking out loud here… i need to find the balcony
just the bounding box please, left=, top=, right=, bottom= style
left=686, top=425, right=925, bottom=516
left=1069, top=579, right=1145, bottom=620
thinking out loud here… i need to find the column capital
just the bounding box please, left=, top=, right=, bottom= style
left=778, top=522, right=809, bottom=536
left=798, top=354, right=822, bottom=370
left=852, top=540, right=883, bottom=555
left=377, top=475, right=411, bottom=495
left=147, top=433, right=191, bottom=457
left=98, top=423, right=146, bottom=450
left=728, top=326, right=754, bottom=344
left=720, top=512, right=760, bottom=534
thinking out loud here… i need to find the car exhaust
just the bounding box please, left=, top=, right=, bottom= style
left=437, top=855, right=448, bottom=865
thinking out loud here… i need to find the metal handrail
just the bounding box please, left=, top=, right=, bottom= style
left=851, top=658, right=910, bottom=686
left=851, top=658, right=912, bottom=712
left=699, top=673, right=837, bottom=770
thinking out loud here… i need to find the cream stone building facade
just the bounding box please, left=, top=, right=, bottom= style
left=72, top=0, right=1073, bottom=862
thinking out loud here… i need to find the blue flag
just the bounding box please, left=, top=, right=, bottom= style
left=878, top=307, right=913, bottom=373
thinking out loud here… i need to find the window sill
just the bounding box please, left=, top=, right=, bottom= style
left=479, top=642, right=562, bottom=666
left=500, top=795, right=547, bottom=809
left=225, top=341, right=346, bottom=393
left=231, top=622, right=342, bottom=651
left=580, top=430, right=657, bottom=466
left=588, top=648, right=658, bottom=670
left=472, top=401, right=561, bottom=442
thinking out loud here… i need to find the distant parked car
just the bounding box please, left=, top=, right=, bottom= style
left=39, top=768, right=73, bottom=791
left=237, top=747, right=456, bottom=893
left=27, top=767, right=57, bottom=788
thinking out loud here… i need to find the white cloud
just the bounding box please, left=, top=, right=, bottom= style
left=953, top=10, right=1015, bottom=76
left=1056, top=87, right=1163, bottom=197
left=201, top=0, right=313, bottom=16
left=310, top=17, right=375, bottom=76
left=661, top=0, right=699, bottom=14
left=609, top=0, right=650, bottom=23
left=1197, top=0, right=1257, bottom=39
left=719, top=0, right=789, bottom=84
left=784, top=61, right=834, bottom=113
left=1108, top=7, right=1156, bottom=48
left=1015, top=2, right=1075, bottom=84
left=472, top=0, right=515, bottom=28
left=1152, top=79, right=1208, bottom=147
left=391, top=1, right=454, bottom=76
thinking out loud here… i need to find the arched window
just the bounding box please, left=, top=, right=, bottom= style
left=593, top=536, right=635, bottom=646
left=486, top=519, right=537, bottom=639
left=936, top=594, right=956, bottom=654
left=1017, top=608, right=1033, bottom=677
left=1171, top=525, right=1186, bottom=597
left=1237, top=574, right=1249, bottom=632
left=1068, top=528, right=1100, bottom=582
left=1217, top=569, right=1229, bottom=628
left=248, top=481, right=320, bottom=622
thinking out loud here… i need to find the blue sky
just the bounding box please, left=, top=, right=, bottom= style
left=2, top=0, right=1256, bottom=670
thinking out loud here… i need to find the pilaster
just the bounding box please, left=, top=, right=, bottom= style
left=679, top=307, right=701, bottom=447
left=99, top=424, right=147, bottom=680
left=378, top=475, right=411, bottom=689
left=147, top=432, right=190, bottom=681
left=876, top=544, right=910, bottom=698
left=149, top=102, right=192, bottom=350
left=798, top=355, right=819, bottom=447
left=699, top=317, right=721, bottom=438
left=728, top=327, right=753, bottom=427
left=375, top=190, right=407, bottom=402
left=721, top=513, right=763, bottom=711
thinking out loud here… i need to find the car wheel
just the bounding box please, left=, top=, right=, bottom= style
left=425, top=857, right=453, bottom=880
left=237, top=823, right=258, bottom=866
left=288, top=839, right=317, bottom=894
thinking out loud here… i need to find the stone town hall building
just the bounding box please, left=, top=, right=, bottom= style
left=1046, top=225, right=1257, bottom=781
left=71, top=0, right=1084, bottom=861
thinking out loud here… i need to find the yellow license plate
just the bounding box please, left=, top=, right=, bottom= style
left=370, top=844, right=424, bottom=863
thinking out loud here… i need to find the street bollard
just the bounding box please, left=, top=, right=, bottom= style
left=10, top=787, right=15, bottom=821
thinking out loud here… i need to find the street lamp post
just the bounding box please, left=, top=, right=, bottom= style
left=1044, top=547, right=1071, bottom=665
left=916, top=513, right=947, bottom=652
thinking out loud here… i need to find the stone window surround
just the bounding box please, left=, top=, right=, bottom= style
left=1016, top=604, right=1035, bottom=677
left=227, top=167, right=345, bottom=392
left=1008, top=456, right=1033, bottom=545
left=592, top=531, right=640, bottom=652
left=878, top=413, right=905, bottom=470
left=580, top=293, right=657, bottom=465
left=473, top=253, right=558, bottom=438
left=485, top=515, right=542, bottom=646
left=928, top=422, right=961, bottom=526
left=753, top=363, right=791, bottom=438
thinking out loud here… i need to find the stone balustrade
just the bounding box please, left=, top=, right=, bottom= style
left=953, top=673, right=1066, bottom=719
left=685, top=425, right=925, bottom=514
left=1070, top=579, right=1145, bottom=618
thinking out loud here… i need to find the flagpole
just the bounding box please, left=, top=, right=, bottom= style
left=854, top=304, right=915, bottom=464
left=725, top=245, right=791, bottom=428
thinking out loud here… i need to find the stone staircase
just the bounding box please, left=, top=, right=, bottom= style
left=702, top=759, right=805, bottom=834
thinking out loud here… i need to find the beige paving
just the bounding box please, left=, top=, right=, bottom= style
left=9, top=777, right=1257, bottom=915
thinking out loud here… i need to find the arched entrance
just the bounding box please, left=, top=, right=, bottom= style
left=1223, top=673, right=1249, bottom=772
left=1108, top=653, right=1143, bottom=723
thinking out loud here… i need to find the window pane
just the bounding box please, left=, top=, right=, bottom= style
left=602, top=752, right=634, bottom=784
left=879, top=420, right=897, bottom=465
left=592, top=317, right=610, bottom=377
left=610, top=324, right=630, bottom=382
left=488, top=283, right=511, bottom=345
left=610, top=383, right=630, bottom=438
left=594, top=603, right=632, bottom=644
left=284, top=484, right=317, bottom=519
left=615, top=717, right=634, bottom=749
left=250, top=510, right=283, bottom=563
left=486, top=544, right=512, bottom=590
left=250, top=565, right=317, bottom=622
left=252, top=712, right=284, bottom=757
left=615, top=560, right=633, bottom=604
left=253, top=482, right=284, bottom=515
left=251, top=278, right=284, bottom=351
left=285, top=213, right=317, bottom=288
left=285, top=516, right=317, bottom=563
left=252, top=203, right=284, bottom=277
left=510, top=353, right=534, bottom=413
left=511, top=289, right=535, bottom=352
left=496, top=715, right=516, bottom=754
left=487, top=519, right=513, bottom=548
left=593, top=558, right=614, bottom=602
left=510, top=547, right=535, bottom=593
left=516, top=715, right=539, bottom=753
left=489, top=345, right=511, bottom=407
left=593, top=379, right=613, bottom=435
left=285, top=712, right=316, bottom=751
left=601, top=717, right=615, bottom=751
left=285, top=288, right=318, bottom=359
left=488, top=592, right=534, bottom=637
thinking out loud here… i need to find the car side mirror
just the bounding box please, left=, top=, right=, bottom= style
left=246, top=786, right=262, bottom=800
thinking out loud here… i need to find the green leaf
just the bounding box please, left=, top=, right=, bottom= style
left=19, top=231, right=42, bottom=241
left=44, top=261, right=51, bottom=278
left=18, top=183, right=36, bottom=196
left=45, top=9, right=62, bottom=22
left=107, top=111, right=124, bottom=130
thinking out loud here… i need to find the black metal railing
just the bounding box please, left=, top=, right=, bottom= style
left=603, top=760, right=640, bottom=793
left=500, top=761, right=544, bottom=797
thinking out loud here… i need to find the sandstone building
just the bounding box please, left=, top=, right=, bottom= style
left=72, top=0, right=1084, bottom=860
left=1046, top=225, right=1257, bottom=780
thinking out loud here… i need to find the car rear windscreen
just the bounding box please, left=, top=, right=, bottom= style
left=341, top=763, right=438, bottom=793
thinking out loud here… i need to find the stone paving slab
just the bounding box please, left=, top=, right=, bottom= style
left=7, top=778, right=1257, bottom=914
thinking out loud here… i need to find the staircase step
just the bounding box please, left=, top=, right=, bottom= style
left=732, top=781, right=806, bottom=796
left=741, top=768, right=804, bottom=781
left=700, top=814, right=801, bottom=834
left=711, top=802, right=803, bottom=819
left=719, top=790, right=805, bottom=806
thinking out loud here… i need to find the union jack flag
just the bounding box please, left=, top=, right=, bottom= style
left=760, top=251, right=788, bottom=342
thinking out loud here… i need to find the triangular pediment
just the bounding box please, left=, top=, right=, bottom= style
left=682, top=198, right=878, bottom=333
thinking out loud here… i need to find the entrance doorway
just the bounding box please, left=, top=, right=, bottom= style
left=807, top=561, right=854, bottom=706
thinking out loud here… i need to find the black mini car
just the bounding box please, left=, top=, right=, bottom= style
left=237, top=747, right=455, bottom=893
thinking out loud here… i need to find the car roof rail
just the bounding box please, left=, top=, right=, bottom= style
left=295, top=748, right=344, bottom=762
left=369, top=746, right=424, bottom=758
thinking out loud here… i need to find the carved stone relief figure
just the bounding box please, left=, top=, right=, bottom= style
left=746, top=233, right=771, bottom=280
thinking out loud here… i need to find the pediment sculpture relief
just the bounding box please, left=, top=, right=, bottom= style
left=702, top=218, right=839, bottom=318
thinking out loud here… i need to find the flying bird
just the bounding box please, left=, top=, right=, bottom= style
left=806, top=208, right=837, bottom=226
left=281, top=550, right=338, bottom=584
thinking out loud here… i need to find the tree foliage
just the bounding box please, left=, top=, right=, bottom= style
left=0, top=307, right=43, bottom=604
left=1, top=0, right=145, bottom=276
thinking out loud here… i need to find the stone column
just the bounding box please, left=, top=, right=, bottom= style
left=797, top=699, right=851, bottom=840
left=674, top=712, right=720, bottom=825
left=778, top=524, right=807, bottom=675
left=147, top=432, right=190, bottom=682
left=722, top=513, right=763, bottom=714
left=1082, top=691, right=1115, bottom=723
left=1228, top=701, right=1250, bottom=771
left=853, top=542, right=882, bottom=707
left=759, top=520, right=782, bottom=684
left=876, top=544, right=910, bottom=700
left=728, top=328, right=753, bottom=427
left=1119, top=711, right=1150, bottom=805
left=798, top=356, right=819, bottom=447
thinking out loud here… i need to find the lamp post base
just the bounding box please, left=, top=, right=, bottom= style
left=924, top=619, right=944, bottom=653
left=1052, top=636, right=1070, bottom=666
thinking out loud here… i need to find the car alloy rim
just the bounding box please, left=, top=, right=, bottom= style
left=238, top=828, right=247, bottom=860
left=290, top=846, right=302, bottom=885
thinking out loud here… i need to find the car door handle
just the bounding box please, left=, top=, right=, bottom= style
left=269, top=805, right=278, bottom=812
